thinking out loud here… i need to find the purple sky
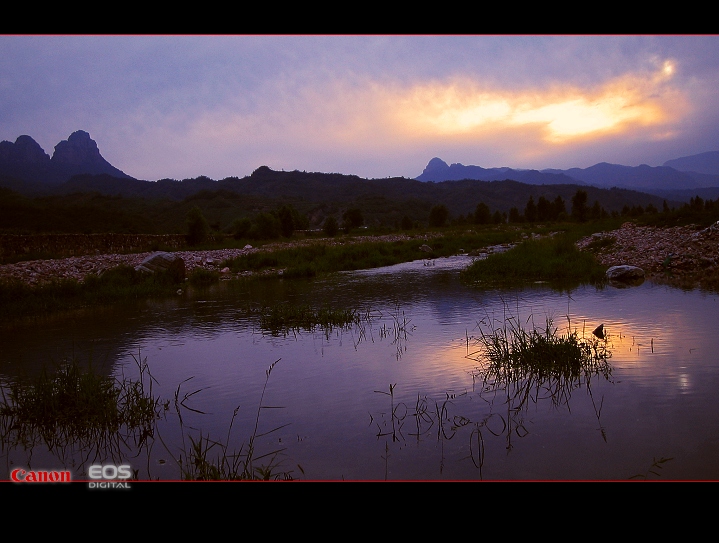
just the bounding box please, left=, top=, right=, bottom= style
left=2, top=35, right=719, bottom=181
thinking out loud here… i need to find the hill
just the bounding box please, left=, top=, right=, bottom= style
left=416, top=155, right=719, bottom=198
left=0, top=166, right=678, bottom=235
left=0, top=131, right=134, bottom=188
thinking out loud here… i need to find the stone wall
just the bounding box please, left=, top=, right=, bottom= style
left=0, top=234, right=188, bottom=261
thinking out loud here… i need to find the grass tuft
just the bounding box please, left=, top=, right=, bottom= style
left=460, top=233, right=607, bottom=289
left=468, top=312, right=612, bottom=411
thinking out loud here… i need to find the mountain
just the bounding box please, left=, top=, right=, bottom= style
left=542, top=162, right=711, bottom=191
left=416, top=157, right=579, bottom=185
left=416, top=156, right=719, bottom=198
left=0, top=131, right=133, bottom=188
left=663, top=151, right=719, bottom=175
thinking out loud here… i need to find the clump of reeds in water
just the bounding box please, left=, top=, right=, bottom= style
left=0, top=352, right=166, bottom=459
left=469, top=314, right=612, bottom=410
left=257, top=303, right=367, bottom=337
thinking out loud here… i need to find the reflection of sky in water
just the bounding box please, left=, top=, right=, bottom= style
left=2, top=267, right=718, bottom=480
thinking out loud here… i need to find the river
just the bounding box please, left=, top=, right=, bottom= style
left=2, top=255, right=718, bottom=481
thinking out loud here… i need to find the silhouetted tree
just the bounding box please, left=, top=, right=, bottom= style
left=537, top=196, right=552, bottom=222
left=186, top=206, right=209, bottom=245
left=571, top=190, right=588, bottom=222
left=323, top=216, right=339, bottom=237
left=250, top=212, right=281, bottom=240
left=232, top=217, right=252, bottom=239
left=474, top=202, right=491, bottom=225
left=508, top=207, right=522, bottom=223
left=428, top=204, right=449, bottom=227
left=277, top=205, right=295, bottom=238
left=524, top=196, right=537, bottom=223
left=342, top=208, right=364, bottom=232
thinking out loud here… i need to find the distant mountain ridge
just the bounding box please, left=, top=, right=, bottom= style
left=663, top=151, right=719, bottom=175
left=0, top=130, right=133, bottom=187
left=1, top=130, right=718, bottom=208
left=416, top=157, right=581, bottom=185
left=416, top=154, right=719, bottom=196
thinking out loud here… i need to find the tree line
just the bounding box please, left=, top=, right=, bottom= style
left=185, top=189, right=719, bottom=245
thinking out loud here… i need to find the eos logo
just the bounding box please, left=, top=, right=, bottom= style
left=88, top=465, right=132, bottom=480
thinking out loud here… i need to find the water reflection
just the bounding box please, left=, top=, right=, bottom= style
left=1, top=262, right=719, bottom=480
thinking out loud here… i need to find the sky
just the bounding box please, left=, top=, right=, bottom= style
left=2, top=35, right=719, bottom=182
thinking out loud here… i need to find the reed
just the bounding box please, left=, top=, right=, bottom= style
left=0, top=351, right=166, bottom=461
left=468, top=312, right=612, bottom=411
left=171, top=359, right=298, bottom=481
left=0, top=264, right=183, bottom=321
left=256, top=303, right=367, bottom=336
left=223, top=229, right=519, bottom=279
left=460, top=233, right=607, bottom=289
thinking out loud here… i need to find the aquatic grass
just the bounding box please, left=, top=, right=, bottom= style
left=170, top=359, right=298, bottom=481
left=256, top=303, right=367, bottom=336
left=187, top=267, right=220, bottom=286
left=629, top=456, right=674, bottom=480
left=468, top=312, right=612, bottom=412
left=0, top=351, right=166, bottom=462
left=223, top=229, right=521, bottom=279
left=0, top=264, right=184, bottom=322
left=460, top=233, right=608, bottom=289
left=1, top=352, right=298, bottom=480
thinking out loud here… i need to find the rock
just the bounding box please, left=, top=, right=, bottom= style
left=419, top=244, right=433, bottom=253
left=135, top=251, right=185, bottom=282
left=606, top=265, right=645, bottom=283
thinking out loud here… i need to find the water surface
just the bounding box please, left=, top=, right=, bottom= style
left=2, top=257, right=718, bottom=481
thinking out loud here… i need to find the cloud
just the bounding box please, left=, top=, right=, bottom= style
left=1, top=36, right=717, bottom=179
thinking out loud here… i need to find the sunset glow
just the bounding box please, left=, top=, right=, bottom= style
left=393, top=63, right=679, bottom=145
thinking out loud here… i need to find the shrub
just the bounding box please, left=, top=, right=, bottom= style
left=323, top=216, right=339, bottom=237
left=186, top=206, right=210, bottom=245
left=428, top=204, right=449, bottom=227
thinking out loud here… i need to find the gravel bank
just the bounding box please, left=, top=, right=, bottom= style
left=0, top=232, right=443, bottom=286
left=4, top=224, right=716, bottom=290
left=577, top=221, right=719, bottom=289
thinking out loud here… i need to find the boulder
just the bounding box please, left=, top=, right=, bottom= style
left=135, top=251, right=185, bottom=282
left=606, top=265, right=645, bottom=283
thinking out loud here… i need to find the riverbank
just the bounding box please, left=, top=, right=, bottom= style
left=0, top=232, right=448, bottom=286
left=2, top=221, right=717, bottom=291
left=576, top=221, right=719, bottom=290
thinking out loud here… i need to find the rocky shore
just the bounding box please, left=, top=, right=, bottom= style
left=576, top=221, right=719, bottom=290
left=2, top=224, right=717, bottom=291
left=0, top=232, right=442, bottom=286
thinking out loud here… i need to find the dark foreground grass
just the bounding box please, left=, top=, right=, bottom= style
left=1, top=354, right=298, bottom=480
left=0, top=265, right=201, bottom=322
left=460, top=233, right=608, bottom=289
left=0, top=353, right=165, bottom=460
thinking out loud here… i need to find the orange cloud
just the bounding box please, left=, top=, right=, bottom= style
left=391, top=60, right=687, bottom=145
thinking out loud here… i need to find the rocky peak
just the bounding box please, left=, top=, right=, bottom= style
left=0, top=135, right=51, bottom=164
left=415, top=157, right=451, bottom=181
left=51, top=130, right=104, bottom=166
left=425, top=157, right=449, bottom=173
